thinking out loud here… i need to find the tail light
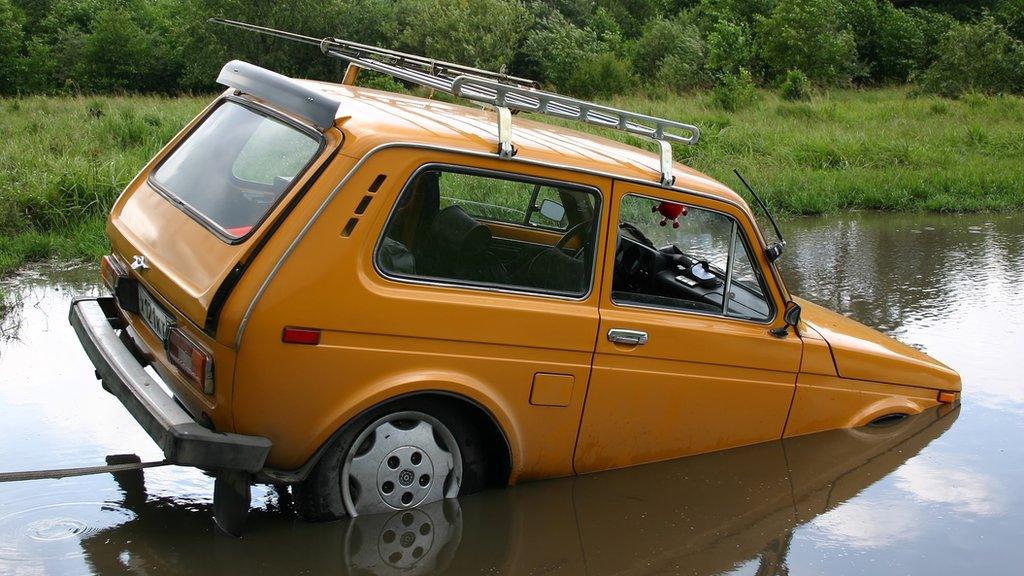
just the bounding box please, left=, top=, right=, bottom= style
left=166, top=327, right=214, bottom=394
left=100, top=255, right=127, bottom=293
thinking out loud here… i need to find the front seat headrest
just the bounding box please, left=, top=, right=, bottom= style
left=429, top=205, right=492, bottom=256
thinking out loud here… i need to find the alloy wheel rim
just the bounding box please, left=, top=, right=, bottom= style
left=341, top=411, right=462, bottom=516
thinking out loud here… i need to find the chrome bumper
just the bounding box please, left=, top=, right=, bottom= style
left=69, top=297, right=271, bottom=473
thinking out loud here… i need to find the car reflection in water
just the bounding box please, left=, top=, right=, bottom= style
left=80, top=404, right=958, bottom=575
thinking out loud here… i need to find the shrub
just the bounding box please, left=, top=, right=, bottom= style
left=996, top=0, right=1024, bottom=42
left=874, top=3, right=925, bottom=82
left=905, top=8, right=958, bottom=71
left=563, top=51, right=633, bottom=98
left=755, top=0, right=859, bottom=86
left=917, top=16, right=1024, bottom=97
left=519, top=11, right=606, bottom=91
left=635, top=17, right=707, bottom=91
left=355, top=70, right=408, bottom=93
left=79, top=9, right=155, bottom=92
left=399, top=0, right=532, bottom=71
left=0, top=0, right=24, bottom=95
left=711, top=68, right=757, bottom=111
left=779, top=69, right=811, bottom=101
left=705, top=19, right=751, bottom=76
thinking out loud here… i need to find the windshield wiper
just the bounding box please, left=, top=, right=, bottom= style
left=733, top=169, right=785, bottom=262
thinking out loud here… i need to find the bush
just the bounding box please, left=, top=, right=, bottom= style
left=519, top=11, right=606, bottom=91
left=399, top=0, right=532, bottom=71
left=755, top=0, right=859, bottom=86
left=635, top=17, right=707, bottom=91
left=78, top=9, right=155, bottom=92
left=905, top=8, right=958, bottom=71
left=711, top=68, right=757, bottom=111
left=996, top=0, right=1024, bottom=42
left=779, top=69, right=812, bottom=101
left=563, top=51, right=633, bottom=98
left=705, top=19, right=751, bottom=76
left=0, top=0, right=24, bottom=95
left=917, top=16, right=1024, bottom=97
left=873, top=3, right=925, bottom=82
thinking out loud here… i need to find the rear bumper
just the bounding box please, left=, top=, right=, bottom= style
left=69, top=297, right=271, bottom=473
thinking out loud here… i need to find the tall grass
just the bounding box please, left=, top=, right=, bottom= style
left=0, top=95, right=207, bottom=277
left=1, top=89, right=1022, bottom=278
left=558, top=88, right=1024, bottom=215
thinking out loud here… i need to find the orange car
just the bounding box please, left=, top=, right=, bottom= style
left=69, top=29, right=959, bottom=534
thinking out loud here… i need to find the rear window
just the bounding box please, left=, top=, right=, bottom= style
left=151, top=101, right=321, bottom=240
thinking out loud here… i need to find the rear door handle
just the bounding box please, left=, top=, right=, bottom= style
left=607, top=329, right=648, bottom=346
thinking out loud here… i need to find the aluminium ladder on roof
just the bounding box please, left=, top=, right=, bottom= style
left=210, top=18, right=700, bottom=187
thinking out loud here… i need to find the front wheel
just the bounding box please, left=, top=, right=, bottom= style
left=295, top=400, right=486, bottom=520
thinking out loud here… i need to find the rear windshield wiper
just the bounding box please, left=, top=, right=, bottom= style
left=733, top=169, right=785, bottom=262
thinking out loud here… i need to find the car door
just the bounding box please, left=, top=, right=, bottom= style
left=574, top=180, right=802, bottom=474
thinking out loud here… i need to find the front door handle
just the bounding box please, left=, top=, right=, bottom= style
left=607, top=329, right=648, bottom=346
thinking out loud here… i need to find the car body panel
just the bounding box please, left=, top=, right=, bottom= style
left=796, top=296, right=960, bottom=391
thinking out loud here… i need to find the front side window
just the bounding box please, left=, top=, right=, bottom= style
left=151, top=101, right=321, bottom=240
left=612, top=194, right=772, bottom=321
left=376, top=167, right=600, bottom=297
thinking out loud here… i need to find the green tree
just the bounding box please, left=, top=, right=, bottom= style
left=918, top=15, right=1024, bottom=97
left=399, top=0, right=532, bottom=71
left=0, top=0, right=25, bottom=94
left=518, top=11, right=605, bottom=89
left=705, top=19, right=750, bottom=75
left=79, top=8, right=154, bottom=91
left=755, top=0, right=859, bottom=85
left=995, top=0, right=1024, bottom=41
left=873, top=3, right=926, bottom=82
left=634, top=16, right=707, bottom=90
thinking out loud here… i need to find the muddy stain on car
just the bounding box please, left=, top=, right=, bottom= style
left=1, top=212, right=1022, bottom=575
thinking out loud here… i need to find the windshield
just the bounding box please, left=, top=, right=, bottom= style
left=151, top=101, right=321, bottom=240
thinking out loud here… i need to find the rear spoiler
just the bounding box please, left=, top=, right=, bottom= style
left=216, top=60, right=340, bottom=131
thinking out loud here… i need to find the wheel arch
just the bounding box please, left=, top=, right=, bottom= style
left=259, top=381, right=519, bottom=486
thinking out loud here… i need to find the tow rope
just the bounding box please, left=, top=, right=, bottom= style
left=0, top=455, right=170, bottom=482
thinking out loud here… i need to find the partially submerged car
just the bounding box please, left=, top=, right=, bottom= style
left=69, top=22, right=960, bottom=534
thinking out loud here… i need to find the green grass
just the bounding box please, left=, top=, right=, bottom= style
left=0, top=95, right=208, bottom=280
left=559, top=88, right=1024, bottom=215
left=2, top=88, right=1023, bottom=280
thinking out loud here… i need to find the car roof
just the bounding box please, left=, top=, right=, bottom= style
left=293, top=80, right=748, bottom=208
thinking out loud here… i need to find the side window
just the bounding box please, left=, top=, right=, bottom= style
left=440, top=173, right=570, bottom=230
left=612, top=194, right=772, bottom=321
left=376, top=167, right=600, bottom=297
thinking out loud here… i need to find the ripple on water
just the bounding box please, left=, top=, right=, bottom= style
left=0, top=501, right=136, bottom=562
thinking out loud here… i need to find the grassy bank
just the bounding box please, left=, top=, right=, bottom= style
left=2, top=88, right=1023, bottom=278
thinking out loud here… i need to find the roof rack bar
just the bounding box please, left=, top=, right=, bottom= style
left=210, top=19, right=700, bottom=186
left=211, top=18, right=539, bottom=89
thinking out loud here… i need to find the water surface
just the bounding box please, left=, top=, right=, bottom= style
left=1, top=212, right=1021, bottom=575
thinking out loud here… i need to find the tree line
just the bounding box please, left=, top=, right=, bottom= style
left=1, top=0, right=1022, bottom=101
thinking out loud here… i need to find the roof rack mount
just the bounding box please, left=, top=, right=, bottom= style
left=210, top=18, right=700, bottom=187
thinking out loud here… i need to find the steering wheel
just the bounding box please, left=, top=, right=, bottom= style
left=555, top=220, right=593, bottom=257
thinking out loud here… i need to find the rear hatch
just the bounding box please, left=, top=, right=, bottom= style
left=108, top=96, right=328, bottom=334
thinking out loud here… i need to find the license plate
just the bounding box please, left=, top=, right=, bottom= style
left=138, top=286, right=174, bottom=342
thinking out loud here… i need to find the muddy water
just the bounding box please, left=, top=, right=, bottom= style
left=1, top=212, right=1022, bottom=575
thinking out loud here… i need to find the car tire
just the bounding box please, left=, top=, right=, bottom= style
left=294, top=397, right=488, bottom=522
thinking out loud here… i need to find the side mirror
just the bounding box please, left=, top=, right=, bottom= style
left=764, top=242, right=784, bottom=262
left=538, top=199, right=566, bottom=223
left=784, top=301, right=801, bottom=327
left=771, top=301, right=801, bottom=338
